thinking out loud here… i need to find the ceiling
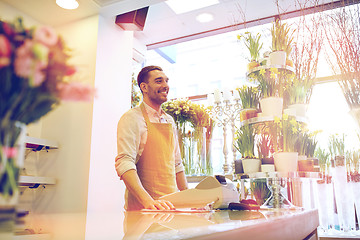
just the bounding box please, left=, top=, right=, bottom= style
left=0, top=0, right=354, bottom=50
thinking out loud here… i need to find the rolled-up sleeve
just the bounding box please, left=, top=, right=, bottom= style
left=115, top=111, right=141, bottom=179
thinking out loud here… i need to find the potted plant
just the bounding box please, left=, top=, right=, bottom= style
left=269, top=19, right=294, bottom=66
left=236, top=85, right=260, bottom=121
left=256, top=67, right=285, bottom=118
left=257, top=133, right=274, bottom=164
left=237, top=32, right=263, bottom=71
left=296, top=130, right=318, bottom=172
left=283, top=76, right=313, bottom=118
left=349, top=149, right=360, bottom=224
left=234, top=125, right=260, bottom=174
left=272, top=114, right=301, bottom=172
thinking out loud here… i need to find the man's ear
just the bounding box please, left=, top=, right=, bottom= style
left=140, top=82, right=147, bottom=93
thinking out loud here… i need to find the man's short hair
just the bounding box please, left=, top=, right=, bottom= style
left=137, top=65, right=163, bottom=89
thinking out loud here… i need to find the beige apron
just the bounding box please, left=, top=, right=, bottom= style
left=125, top=103, right=177, bottom=211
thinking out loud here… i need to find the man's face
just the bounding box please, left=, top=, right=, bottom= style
left=142, top=70, right=169, bottom=106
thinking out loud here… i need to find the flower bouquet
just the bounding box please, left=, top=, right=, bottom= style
left=0, top=17, right=94, bottom=216
left=162, top=99, right=214, bottom=175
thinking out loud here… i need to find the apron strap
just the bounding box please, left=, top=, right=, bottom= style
left=140, top=103, right=151, bottom=125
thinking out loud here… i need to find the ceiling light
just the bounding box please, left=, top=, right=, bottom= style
left=196, top=13, right=214, bottom=23
left=166, top=0, right=219, bottom=14
left=56, top=0, right=79, bottom=10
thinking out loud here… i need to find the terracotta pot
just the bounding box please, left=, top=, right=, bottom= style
left=274, top=152, right=298, bottom=172
left=247, top=61, right=260, bottom=71
left=240, top=108, right=258, bottom=121
left=298, top=159, right=314, bottom=172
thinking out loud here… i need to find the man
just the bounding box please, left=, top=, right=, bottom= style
left=115, top=65, right=188, bottom=211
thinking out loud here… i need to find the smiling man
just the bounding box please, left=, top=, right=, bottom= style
left=115, top=65, right=188, bottom=211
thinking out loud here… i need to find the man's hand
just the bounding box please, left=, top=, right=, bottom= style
left=144, top=199, right=175, bottom=210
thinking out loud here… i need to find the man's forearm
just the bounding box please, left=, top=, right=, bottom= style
left=122, top=169, right=176, bottom=210
left=176, top=171, right=188, bottom=191
left=122, top=169, right=154, bottom=207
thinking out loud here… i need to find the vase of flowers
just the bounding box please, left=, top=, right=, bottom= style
left=162, top=98, right=214, bottom=176
left=0, top=18, right=95, bottom=237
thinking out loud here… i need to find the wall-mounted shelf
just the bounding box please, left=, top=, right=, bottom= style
left=19, top=175, right=56, bottom=188
left=25, top=136, right=58, bottom=150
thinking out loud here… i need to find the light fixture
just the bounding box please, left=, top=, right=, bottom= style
left=196, top=13, right=214, bottom=23
left=166, top=0, right=219, bottom=14
left=56, top=0, right=79, bottom=10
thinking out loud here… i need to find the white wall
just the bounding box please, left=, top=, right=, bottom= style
left=85, top=15, right=133, bottom=240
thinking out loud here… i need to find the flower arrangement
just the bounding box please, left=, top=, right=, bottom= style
left=252, top=67, right=290, bottom=98
left=236, top=85, right=260, bottom=109
left=234, top=124, right=256, bottom=159
left=0, top=18, right=95, bottom=200
left=328, top=134, right=346, bottom=166
left=295, top=129, right=318, bottom=157
left=270, top=19, right=294, bottom=54
left=162, top=98, right=215, bottom=175
left=315, top=148, right=330, bottom=175
left=257, top=133, right=273, bottom=160
left=272, top=114, right=302, bottom=152
left=283, top=75, right=313, bottom=106
left=237, top=32, right=263, bottom=62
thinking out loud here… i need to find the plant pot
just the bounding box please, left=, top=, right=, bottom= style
left=240, top=108, right=258, bottom=121
left=286, top=59, right=294, bottom=67
left=268, top=51, right=286, bottom=66
left=234, top=159, right=243, bottom=174
left=259, top=97, right=283, bottom=117
left=242, top=158, right=261, bottom=174
left=247, top=61, right=260, bottom=71
left=298, top=159, right=314, bottom=172
left=274, top=152, right=298, bottom=172
left=288, top=103, right=308, bottom=118
left=283, top=107, right=296, bottom=117
left=261, top=164, right=275, bottom=172
left=261, top=157, right=274, bottom=165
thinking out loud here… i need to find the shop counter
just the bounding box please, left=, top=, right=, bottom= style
left=123, top=208, right=319, bottom=240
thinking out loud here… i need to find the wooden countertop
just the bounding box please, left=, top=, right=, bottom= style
left=123, top=208, right=319, bottom=240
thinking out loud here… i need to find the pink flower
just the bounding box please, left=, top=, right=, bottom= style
left=34, top=26, right=58, bottom=47
left=0, top=34, right=11, bottom=68
left=57, top=82, right=96, bottom=102
left=14, top=39, right=47, bottom=86
left=2, top=146, right=18, bottom=158
left=65, top=65, right=77, bottom=76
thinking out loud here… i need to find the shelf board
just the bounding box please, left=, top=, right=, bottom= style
left=239, top=115, right=308, bottom=127
left=246, top=64, right=296, bottom=76
left=19, top=175, right=56, bottom=187
left=25, top=136, right=58, bottom=150
left=13, top=233, right=51, bottom=240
